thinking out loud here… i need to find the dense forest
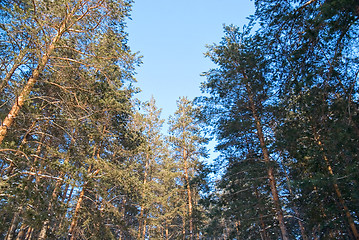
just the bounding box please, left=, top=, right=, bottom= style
left=0, top=0, right=358, bottom=239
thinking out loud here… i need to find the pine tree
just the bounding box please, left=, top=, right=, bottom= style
left=168, top=97, right=208, bottom=240
left=0, top=1, right=141, bottom=239
left=254, top=0, right=359, bottom=238
left=199, top=26, right=291, bottom=239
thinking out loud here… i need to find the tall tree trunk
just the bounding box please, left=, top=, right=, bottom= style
left=57, top=185, right=74, bottom=233
left=0, top=5, right=70, bottom=145
left=39, top=133, right=75, bottom=240
left=255, top=189, right=270, bottom=240
left=313, top=131, right=359, bottom=239
left=15, top=224, right=27, bottom=240
left=182, top=214, right=186, bottom=240
left=183, top=149, right=193, bottom=240
left=138, top=154, right=149, bottom=240
left=38, top=177, right=64, bottom=240
left=245, top=80, right=290, bottom=240
left=24, top=227, right=33, bottom=240
left=6, top=131, right=46, bottom=240
left=165, top=220, right=169, bottom=240
left=68, top=184, right=86, bottom=240
left=142, top=218, right=147, bottom=240
left=68, top=168, right=99, bottom=240
left=5, top=207, right=22, bottom=240
left=280, top=156, right=308, bottom=240
left=235, top=221, right=241, bottom=238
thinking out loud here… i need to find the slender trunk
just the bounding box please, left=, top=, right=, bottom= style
left=15, top=224, right=27, bottom=240
left=281, top=157, right=308, bottom=240
left=138, top=208, right=144, bottom=239
left=313, top=132, right=359, bottom=239
left=39, top=134, right=74, bottom=240
left=6, top=132, right=45, bottom=240
left=183, top=149, right=193, bottom=240
left=68, top=185, right=86, bottom=240
left=0, top=10, right=69, bottom=145
left=117, top=197, right=127, bottom=240
left=24, top=227, right=33, bottom=240
left=142, top=218, right=147, bottom=240
left=165, top=220, right=169, bottom=240
left=5, top=207, right=22, bottom=240
left=222, top=220, right=228, bottom=240
left=245, top=80, right=289, bottom=240
left=138, top=154, right=149, bottom=240
left=312, top=224, right=320, bottom=240
left=255, top=189, right=269, bottom=240
left=182, top=214, right=186, bottom=240
left=57, top=185, right=74, bottom=233
left=38, top=177, right=64, bottom=240
left=68, top=168, right=99, bottom=240
left=235, top=221, right=241, bottom=238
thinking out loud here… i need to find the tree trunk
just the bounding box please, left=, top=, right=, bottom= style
left=182, top=214, right=186, bottom=240
left=38, top=177, right=64, bottom=240
left=5, top=207, right=22, bottom=240
left=281, top=157, right=308, bottom=240
left=245, top=80, right=290, bottom=240
left=68, top=185, right=86, bottom=240
left=165, top=220, right=169, bottom=240
left=68, top=168, right=99, bottom=240
left=0, top=7, right=69, bottom=145
left=255, top=189, right=270, bottom=240
left=138, top=154, right=149, bottom=240
left=24, top=227, right=33, bottom=240
left=15, top=224, right=27, bottom=240
left=6, top=131, right=46, bottom=239
left=142, top=218, right=147, bottom=240
left=313, top=132, right=359, bottom=240
left=183, top=149, right=193, bottom=240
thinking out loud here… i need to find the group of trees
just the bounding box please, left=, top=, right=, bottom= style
left=199, top=0, right=359, bottom=239
left=0, top=1, right=206, bottom=239
left=1, top=0, right=359, bottom=239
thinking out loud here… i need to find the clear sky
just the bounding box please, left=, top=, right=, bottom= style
left=127, top=0, right=255, bottom=121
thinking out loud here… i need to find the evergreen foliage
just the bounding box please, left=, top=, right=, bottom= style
left=1, top=0, right=358, bottom=239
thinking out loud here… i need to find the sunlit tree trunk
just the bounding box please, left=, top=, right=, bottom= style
left=15, top=224, right=27, bottom=240
left=0, top=17, right=68, bottom=145
left=245, top=79, right=290, bottom=240
left=68, top=168, right=100, bottom=240
left=138, top=153, right=149, bottom=240
left=38, top=175, right=64, bottom=240
left=183, top=148, right=193, bottom=240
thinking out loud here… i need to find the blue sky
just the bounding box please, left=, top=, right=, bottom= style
left=127, top=0, right=255, bottom=121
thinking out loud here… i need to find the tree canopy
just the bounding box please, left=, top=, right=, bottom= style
left=1, top=0, right=358, bottom=239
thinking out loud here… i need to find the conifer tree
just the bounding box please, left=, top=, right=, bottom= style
left=254, top=0, right=359, bottom=238
left=199, top=26, right=290, bottom=239
left=168, top=97, right=208, bottom=240
left=0, top=1, right=140, bottom=239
